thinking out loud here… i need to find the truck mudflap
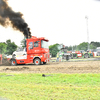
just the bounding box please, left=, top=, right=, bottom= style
left=44, top=53, right=50, bottom=63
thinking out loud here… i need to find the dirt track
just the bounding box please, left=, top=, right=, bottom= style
left=0, top=61, right=100, bottom=73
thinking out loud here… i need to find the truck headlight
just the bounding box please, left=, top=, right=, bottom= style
left=12, top=54, right=16, bottom=58
left=40, top=55, right=42, bottom=58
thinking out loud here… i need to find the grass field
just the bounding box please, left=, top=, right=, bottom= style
left=0, top=73, right=100, bottom=100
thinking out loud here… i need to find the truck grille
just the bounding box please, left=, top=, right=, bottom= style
left=45, top=53, right=49, bottom=58
left=44, top=53, right=50, bottom=62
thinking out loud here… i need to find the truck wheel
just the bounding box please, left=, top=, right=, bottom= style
left=43, top=62, right=46, bottom=64
left=11, top=59, right=17, bottom=66
left=66, top=55, right=69, bottom=61
left=34, top=58, right=41, bottom=65
left=84, top=54, right=89, bottom=58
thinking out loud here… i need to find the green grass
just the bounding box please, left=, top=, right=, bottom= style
left=0, top=73, right=100, bottom=100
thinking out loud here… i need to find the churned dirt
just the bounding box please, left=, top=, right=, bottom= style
left=0, top=61, right=100, bottom=73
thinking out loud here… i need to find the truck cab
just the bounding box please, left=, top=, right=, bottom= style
left=11, top=36, right=50, bottom=65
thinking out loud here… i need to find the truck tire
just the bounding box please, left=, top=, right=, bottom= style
left=11, top=59, right=17, bottom=66
left=34, top=58, right=41, bottom=65
left=66, top=55, right=69, bottom=61
left=84, top=53, right=89, bottom=58
left=43, top=62, right=46, bottom=64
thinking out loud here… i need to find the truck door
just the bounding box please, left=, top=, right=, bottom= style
left=27, top=40, right=40, bottom=54
left=33, top=41, right=40, bottom=54
left=27, top=41, right=34, bottom=54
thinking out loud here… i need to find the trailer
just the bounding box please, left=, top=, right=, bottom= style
left=11, top=36, right=50, bottom=65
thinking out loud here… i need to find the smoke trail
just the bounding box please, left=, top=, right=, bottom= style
left=0, top=0, right=31, bottom=38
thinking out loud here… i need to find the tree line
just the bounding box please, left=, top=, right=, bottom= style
left=49, top=41, right=100, bottom=57
left=0, top=39, right=17, bottom=55
left=0, top=39, right=100, bottom=57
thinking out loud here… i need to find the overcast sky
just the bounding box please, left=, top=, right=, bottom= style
left=0, top=0, right=100, bottom=46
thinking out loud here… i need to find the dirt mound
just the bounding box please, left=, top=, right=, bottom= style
left=0, top=58, right=11, bottom=66
left=3, top=67, right=29, bottom=71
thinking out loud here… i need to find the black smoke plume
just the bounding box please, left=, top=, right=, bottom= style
left=0, top=0, right=31, bottom=38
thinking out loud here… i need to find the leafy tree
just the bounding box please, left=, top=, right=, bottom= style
left=77, top=42, right=88, bottom=51
left=89, top=44, right=96, bottom=49
left=67, top=45, right=77, bottom=51
left=6, top=39, right=17, bottom=55
left=73, top=45, right=78, bottom=50
left=90, top=41, right=100, bottom=49
left=0, top=42, right=7, bottom=54
left=49, top=41, right=100, bottom=55
left=20, top=39, right=26, bottom=48
left=49, top=43, right=59, bottom=57
left=67, top=46, right=72, bottom=51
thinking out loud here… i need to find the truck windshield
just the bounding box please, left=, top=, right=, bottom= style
left=16, top=48, right=25, bottom=52
left=41, top=40, right=48, bottom=49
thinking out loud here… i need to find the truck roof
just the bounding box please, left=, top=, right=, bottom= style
left=26, top=36, right=49, bottom=41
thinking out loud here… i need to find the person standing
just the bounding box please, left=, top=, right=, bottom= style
left=56, top=53, right=59, bottom=62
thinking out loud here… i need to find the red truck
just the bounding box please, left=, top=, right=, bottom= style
left=11, top=36, right=50, bottom=65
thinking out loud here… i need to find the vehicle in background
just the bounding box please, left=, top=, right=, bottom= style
left=92, top=47, right=100, bottom=57
left=57, top=44, right=72, bottom=61
left=71, top=49, right=94, bottom=58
